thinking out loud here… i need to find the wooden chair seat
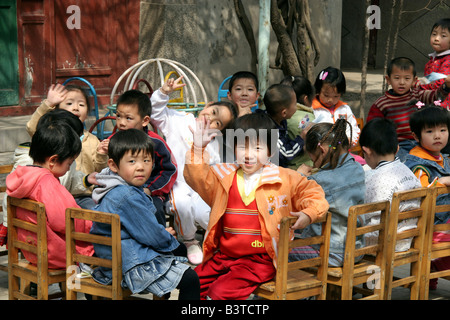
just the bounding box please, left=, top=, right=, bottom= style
left=258, top=269, right=322, bottom=293
left=327, top=259, right=379, bottom=282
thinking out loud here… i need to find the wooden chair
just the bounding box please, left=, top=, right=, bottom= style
left=0, top=164, right=13, bottom=272
left=326, top=200, right=390, bottom=300
left=419, top=186, right=450, bottom=300
left=7, top=196, right=66, bottom=300
left=253, top=211, right=332, bottom=300
left=66, top=207, right=166, bottom=300
left=384, top=187, right=432, bottom=300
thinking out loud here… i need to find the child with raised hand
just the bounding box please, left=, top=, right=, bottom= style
left=150, top=76, right=239, bottom=265
left=261, top=83, right=303, bottom=168
left=312, top=67, right=360, bottom=147
left=226, top=71, right=260, bottom=116
left=6, top=117, right=94, bottom=269
left=289, top=119, right=365, bottom=267
left=183, top=112, right=328, bottom=300
left=360, top=118, right=421, bottom=252
left=418, top=18, right=450, bottom=110
left=26, top=83, right=109, bottom=175
left=109, top=90, right=177, bottom=227
left=280, top=75, right=316, bottom=170
left=90, top=129, right=199, bottom=300
left=367, top=57, right=450, bottom=161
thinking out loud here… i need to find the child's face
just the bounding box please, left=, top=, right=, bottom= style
left=108, top=150, right=153, bottom=187
left=59, top=90, right=88, bottom=123
left=115, top=104, right=150, bottom=131
left=198, top=104, right=233, bottom=131
left=49, top=156, right=76, bottom=178
left=307, top=145, right=328, bottom=169
left=430, top=26, right=450, bottom=54
left=227, top=78, right=260, bottom=108
left=235, top=139, right=270, bottom=175
left=415, top=124, right=449, bottom=157
left=318, top=83, right=341, bottom=108
left=385, top=66, right=417, bottom=95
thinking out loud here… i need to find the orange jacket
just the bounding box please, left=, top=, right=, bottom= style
left=184, top=146, right=329, bottom=265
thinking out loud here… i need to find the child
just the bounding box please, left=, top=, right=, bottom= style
left=289, top=119, right=365, bottom=267
left=404, top=104, right=450, bottom=224
left=261, top=83, right=303, bottom=168
left=360, top=118, right=421, bottom=252
left=26, top=83, right=109, bottom=175
left=110, top=90, right=178, bottom=226
left=150, top=77, right=239, bottom=265
left=367, top=57, right=450, bottom=161
left=226, top=71, right=260, bottom=116
left=183, top=112, right=329, bottom=300
left=404, top=104, right=450, bottom=290
left=280, top=75, right=316, bottom=170
left=90, top=129, right=199, bottom=300
left=6, top=117, right=94, bottom=269
left=311, top=67, right=360, bottom=147
left=418, top=19, right=450, bottom=110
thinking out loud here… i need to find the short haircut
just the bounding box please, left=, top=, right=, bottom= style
left=431, top=18, right=450, bottom=33
left=116, top=90, right=152, bottom=118
left=409, top=105, right=450, bottom=140
left=359, top=118, right=398, bottom=155
left=387, top=57, right=417, bottom=77
left=108, top=128, right=155, bottom=167
left=30, top=122, right=82, bottom=164
left=62, top=85, right=91, bottom=113
left=280, top=75, right=315, bottom=104
left=232, top=112, right=276, bottom=154
left=314, top=66, right=346, bottom=95
left=263, top=84, right=295, bottom=118
left=228, top=71, right=259, bottom=92
left=36, top=109, right=84, bottom=137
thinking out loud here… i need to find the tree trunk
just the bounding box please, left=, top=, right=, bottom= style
left=360, top=0, right=371, bottom=121
left=233, top=0, right=258, bottom=74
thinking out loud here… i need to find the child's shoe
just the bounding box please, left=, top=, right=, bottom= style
left=185, top=239, right=203, bottom=265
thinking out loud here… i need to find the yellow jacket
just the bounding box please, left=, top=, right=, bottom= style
left=184, top=146, right=329, bottom=265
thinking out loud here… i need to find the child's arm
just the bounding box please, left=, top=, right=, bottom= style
left=26, top=84, right=68, bottom=137
left=419, top=59, right=450, bottom=91
left=366, top=102, right=384, bottom=123
left=420, top=74, right=450, bottom=104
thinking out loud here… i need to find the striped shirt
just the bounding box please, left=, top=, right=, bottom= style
left=367, top=88, right=446, bottom=141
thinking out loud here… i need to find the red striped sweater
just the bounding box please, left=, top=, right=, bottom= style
left=367, top=87, right=448, bottom=141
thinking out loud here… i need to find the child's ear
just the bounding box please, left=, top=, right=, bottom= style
left=385, top=75, right=391, bottom=86
left=108, top=158, right=119, bottom=173
left=142, top=115, right=151, bottom=127
left=411, top=132, right=420, bottom=143
left=48, top=155, right=59, bottom=169
left=361, top=146, right=371, bottom=157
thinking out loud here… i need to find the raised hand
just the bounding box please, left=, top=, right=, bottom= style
left=188, top=117, right=219, bottom=149
left=46, top=83, right=68, bottom=107
left=160, top=76, right=186, bottom=95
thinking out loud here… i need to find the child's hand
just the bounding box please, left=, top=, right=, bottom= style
left=165, top=227, right=176, bottom=236
left=97, top=139, right=109, bottom=155
left=297, top=164, right=313, bottom=176
left=160, top=76, right=186, bottom=96
left=46, top=84, right=68, bottom=107
left=189, top=117, right=219, bottom=149
left=290, top=211, right=312, bottom=230
left=87, top=172, right=99, bottom=186
left=445, top=74, right=450, bottom=88
left=438, top=176, right=450, bottom=186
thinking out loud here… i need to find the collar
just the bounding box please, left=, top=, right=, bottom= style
left=410, top=146, right=443, bottom=164
left=311, top=96, right=347, bottom=111
left=429, top=49, right=450, bottom=59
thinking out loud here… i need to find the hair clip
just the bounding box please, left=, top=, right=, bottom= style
left=434, top=100, right=442, bottom=107
left=319, top=71, right=328, bottom=81
left=416, top=101, right=425, bottom=109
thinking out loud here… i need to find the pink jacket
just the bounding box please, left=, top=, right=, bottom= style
left=6, top=166, right=94, bottom=269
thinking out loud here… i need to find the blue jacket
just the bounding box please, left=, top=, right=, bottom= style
left=90, top=169, right=180, bottom=277
left=301, top=154, right=366, bottom=254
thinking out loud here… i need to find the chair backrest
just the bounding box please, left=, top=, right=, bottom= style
left=217, top=76, right=232, bottom=101
left=66, top=207, right=124, bottom=299
left=0, top=164, right=13, bottom=194
left=274, top=211, right=332, bottom=299
left=342, top=200, right=390, bottom=300
left=430, top=186, right=450, bottom=244
left=385, top=187, right=432, bottom=299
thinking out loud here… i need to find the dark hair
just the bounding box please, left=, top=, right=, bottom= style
left=280, top=75, right=315, bottom=105
left=108, top=128, right=155, bottom=167
left=60, top=84, right=91, bottom=113
left=359, top=118, right=398, bottom=155
left=387, top=57, right=417, bottom=77
left=431, top=18, right=450, bottom=34
left=263, top=84, right=296, bottom=118
left=30, top=122, right=82, bottom=164
left=116, top=90, right=152, bottom=118
left=305, top=119, right=350, bottom=169
left=228, top=71, right=259, bottom=92
left=232, top=112, right=276, bottom=155
left=314, top=67, right=346, bottom=95
left=36, top=109, right=84, bottom=137
left=409, top=105, right=450, bottom=140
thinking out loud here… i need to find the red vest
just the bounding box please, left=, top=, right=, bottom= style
left=219, top=174, right=266, bottom=258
